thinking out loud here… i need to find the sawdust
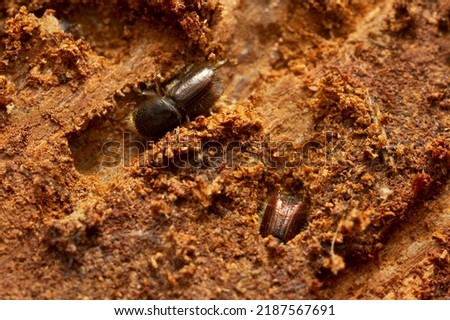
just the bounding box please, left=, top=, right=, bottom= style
left=0, top=0, right=449, bottom=299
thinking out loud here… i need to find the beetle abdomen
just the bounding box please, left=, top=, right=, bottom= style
left=169, top=65, right=224, bottom=117
left=260, top=192, right=309, bottom=243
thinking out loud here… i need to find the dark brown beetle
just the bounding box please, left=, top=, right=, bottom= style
left=131, top=64, right=224, bottom=137
left=260, top=191, right=308, bottom=243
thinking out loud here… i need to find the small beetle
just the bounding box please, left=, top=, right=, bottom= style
left=260, top=191, right=308, bottom=243
left=131, top=63, right=224, bottom=137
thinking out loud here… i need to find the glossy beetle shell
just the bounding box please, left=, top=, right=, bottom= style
left=131, top=64, right=224, bottom=137
left=132, top=97, right=182, bottom=138
left=259, top=192, right=308, bottom=243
